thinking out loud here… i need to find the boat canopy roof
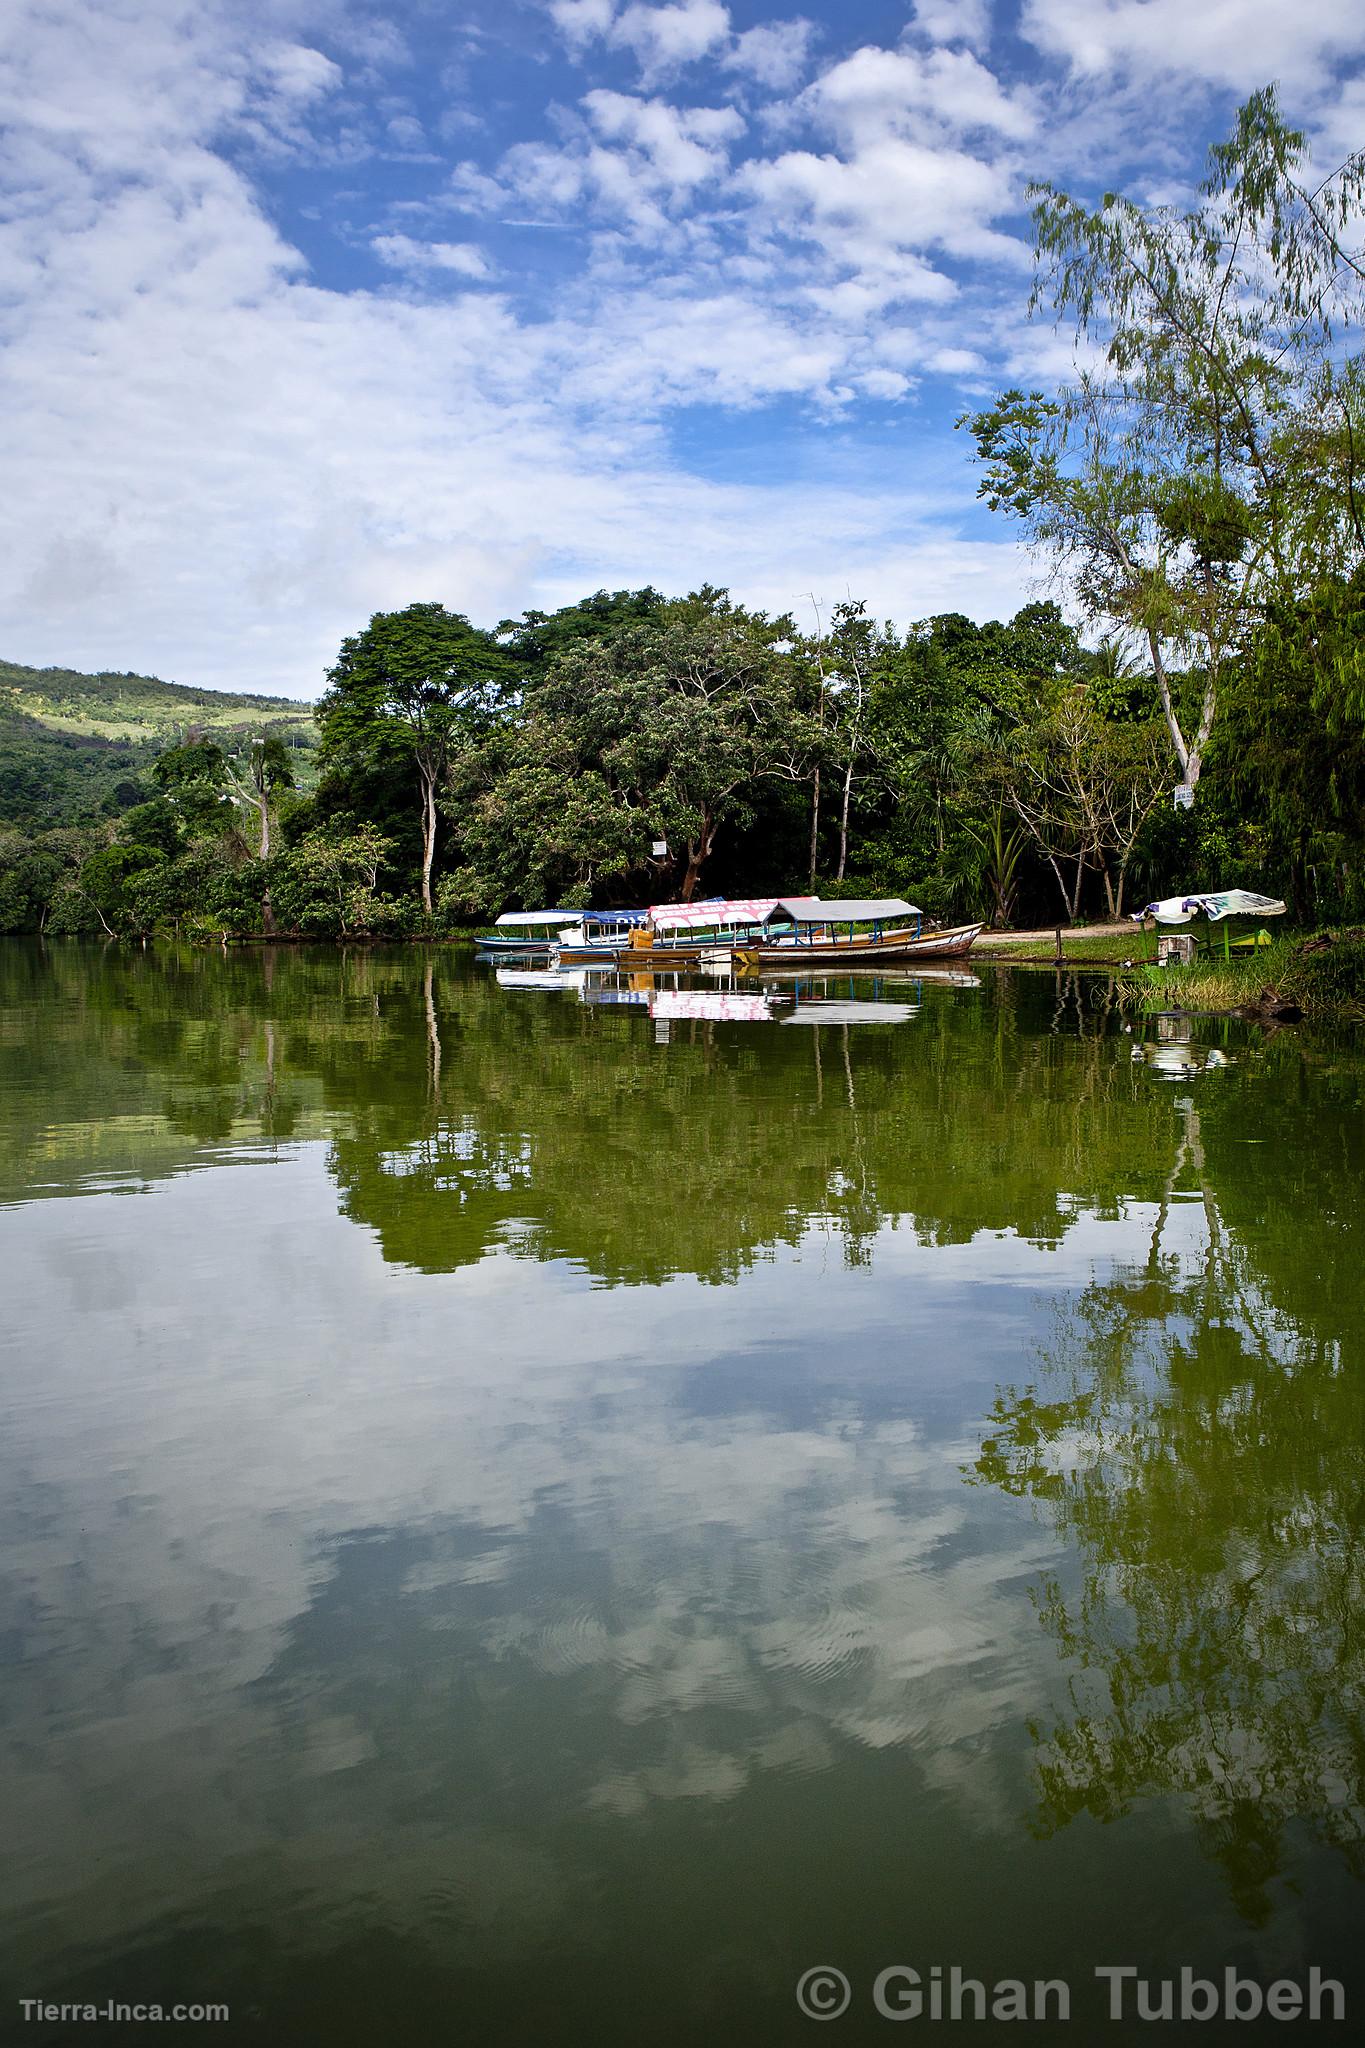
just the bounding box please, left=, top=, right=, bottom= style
left=494, top=908, right=579, bottom=928
left=1133, top=889, right=1287, bottom=925
left=649, top=895, right=813, bottom=932
left=764, top=897, right=921, bottom=925
left=579, top=908, right=650, bottom=928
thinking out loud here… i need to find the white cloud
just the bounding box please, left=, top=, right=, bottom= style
left=912, top=0, right=993, bottom=53
left=0, top=2, right=1029, bottom=696
left=1020, top=0, right=1365, bottom=94
left=803, top=45, right=1037, bottom=146
left=743, top=137, right=1021, bottom=274
left=372, top=234, right=492, bottom=279
left=723, top=18, right=816, bottom=92
left=583, top=89, right=744, bottom=190
left=258, top=42, right=343, bottom=103
left=21, top=0, right=1273, bottom=698
left=548, top=0, right=620, bottom=48
left=610, top=1, right=732, bottom=81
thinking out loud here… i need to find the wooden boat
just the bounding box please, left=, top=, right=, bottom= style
left=477, top=908, right=581, bottom=958
left=732, top=898, right=981, bottom=971
left=551, top=896, right=812, bottom=970
left=546, top=895, right=980, bottom=972
left=553, top=928, right=713, bottom=969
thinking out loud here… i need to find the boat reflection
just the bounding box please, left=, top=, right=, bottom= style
left=497, top=962, right=981, bottom=1028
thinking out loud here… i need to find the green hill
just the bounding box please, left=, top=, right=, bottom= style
left=0, top=658, right=316, bottom=744
left=0, top=659, right=318, bottom=830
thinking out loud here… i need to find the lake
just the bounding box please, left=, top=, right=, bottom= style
left=1, top=940, right=1362, bottom=2043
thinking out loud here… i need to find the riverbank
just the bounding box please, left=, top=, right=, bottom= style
left=978, top=924, right=1365, bottom=1022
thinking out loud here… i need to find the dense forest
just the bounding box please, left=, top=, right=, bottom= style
left=4, top=89, right=1365, bottom=943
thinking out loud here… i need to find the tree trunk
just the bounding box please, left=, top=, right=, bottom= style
left=1043, top=851, right=1072, bottom=921
left=419, top=766, right=436, bottom=917
left=835, top=758, right=853, bottom=884
left=1102, top=865, right=1117, bottom=918
left=680, top=814, right=714, bottom=901
left=808, top=766, right=820, bottom=890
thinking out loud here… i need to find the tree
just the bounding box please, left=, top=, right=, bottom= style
left=275, top=824, right=394, bottom=935
left=450, top=591, right=812, bottom=907
left=998, top=685, right=1168, bottom=920
left=319, top=605, right=510, bottom=915
left=225, top=733, right=294, bottom=860
left=965, top=88, right=1365, bottom=795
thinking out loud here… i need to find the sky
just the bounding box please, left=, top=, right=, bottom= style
left=2, top=1, right=1364, bottom=699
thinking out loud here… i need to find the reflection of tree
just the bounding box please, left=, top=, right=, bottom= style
left=5, top=939, right=1314, bottom=1290
left=975, top=1093, right=1365, bottom=1924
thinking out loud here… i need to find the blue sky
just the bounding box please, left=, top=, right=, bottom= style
left=3, top=0, right=1364, bottom=696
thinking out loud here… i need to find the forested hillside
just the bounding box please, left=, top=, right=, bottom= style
left=1, top=659, right=315, bottom=746
left=0, top=659, right=318, bottom=836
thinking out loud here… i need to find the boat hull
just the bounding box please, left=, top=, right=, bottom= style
left=734, top=924, right=982, bottom=971
left=552, top=942, right=712, bottom=970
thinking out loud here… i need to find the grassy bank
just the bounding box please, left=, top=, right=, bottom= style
left=1128, top=931, right=1365, bottom=1022
left=979, top=924, right=1365, bottom=1021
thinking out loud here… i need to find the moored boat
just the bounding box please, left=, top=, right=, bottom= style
left=478, top=908, right=582, bottom=957
left=732, top=898, right=981, bottom=971
left=551, top=896, right=817, bottom=969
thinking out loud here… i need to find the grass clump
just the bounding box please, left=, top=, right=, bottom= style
left=1135, top=929, right=1365, bottom=1020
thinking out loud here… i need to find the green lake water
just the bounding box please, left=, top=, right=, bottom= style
left=1, top=940, right=1362, bottom=2043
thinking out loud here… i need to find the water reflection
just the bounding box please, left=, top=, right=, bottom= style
left=975, top=1091, right=1365, bottom=1923
left=1, top=940, right=1362, bottom=2038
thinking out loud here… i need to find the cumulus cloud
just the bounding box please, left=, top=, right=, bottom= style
left=583, top=89, right=745, bottom=189
left=0, top=0, right=1029, bottom=695
left=802, top=45, right=1037, bottom=146
left=547, top=0, right=619, bottom=47
left=723, top=18, right=816, bottom=91
left=743, top=137, right=1022, bottom=275
left=912, top=0, right=993, bottom=52
left=13, top=0, right=1340, bottom=698
left=1019, top=0, right=1365, bottom=94
left=611, top=1, right=732, bottom=81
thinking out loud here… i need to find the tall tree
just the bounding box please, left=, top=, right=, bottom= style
left=449, top=591, right=811, bottom=909
left=965, top=88, right=1365, bottom=795
left=319, top=604, right=509, bottom=915
left=226, top=733, right=294, bottom=860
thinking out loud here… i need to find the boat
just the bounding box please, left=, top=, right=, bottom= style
left=551, top=896, right=817, bottom=970
left=552, top=910, right=686, bottom=968
left=731, top=899, right=982, bottom=971
left=477, top=908, right=582, bottom=957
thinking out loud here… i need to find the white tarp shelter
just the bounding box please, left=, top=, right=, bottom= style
left=1132, top=890, right=1286, bottom=925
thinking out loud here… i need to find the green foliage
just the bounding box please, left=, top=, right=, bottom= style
left=0, top=656, right=316, bottom=748
left=453, top=589, right=811, bottom=907
left=964, top=88, right=1365, bottom=796
left=318, top=602, right=511, bottom=912
left=271, top=825, right=401, bottom=936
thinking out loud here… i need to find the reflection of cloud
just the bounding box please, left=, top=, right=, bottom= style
left=1, top=1148, right=1078, bottom=1971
